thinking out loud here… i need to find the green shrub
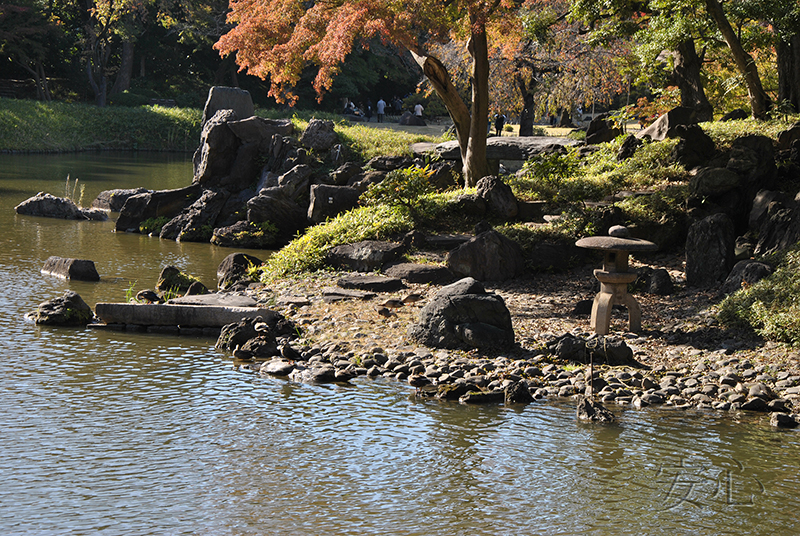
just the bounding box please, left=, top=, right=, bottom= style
left=361, top=166, right=435, bottom=217
left=717, top=247, right=800, bottom=345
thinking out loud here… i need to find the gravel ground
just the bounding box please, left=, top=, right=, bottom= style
left=256, top=253, right=800, bottom=372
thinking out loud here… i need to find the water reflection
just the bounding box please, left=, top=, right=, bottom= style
left=1, top=153, right=800, bottom=535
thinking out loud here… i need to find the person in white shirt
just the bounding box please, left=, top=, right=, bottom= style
left=414, top=103, right=423, bottom=117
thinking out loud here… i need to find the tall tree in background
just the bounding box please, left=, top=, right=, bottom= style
left=0, top=0, right=60, bottom=100
left=216, top=0, right=559, bottom=186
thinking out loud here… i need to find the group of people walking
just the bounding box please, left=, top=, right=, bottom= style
left=342, top=95, right=423, bottom=122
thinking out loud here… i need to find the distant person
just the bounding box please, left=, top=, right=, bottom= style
left=365, top=99, right=373, bottom=121
left=494, top=113, right=506, bottom=136
left=393, top=96, right=403, bottom=114
left=414, top=103, right=424, bottom=117
left=376, top=98, right=386, bottom=123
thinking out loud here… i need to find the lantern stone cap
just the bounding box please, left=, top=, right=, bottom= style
left=575, top=235, right=657, bottom=252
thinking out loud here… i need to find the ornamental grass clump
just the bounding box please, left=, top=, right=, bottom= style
left=717, top=247, right=800, bottom=346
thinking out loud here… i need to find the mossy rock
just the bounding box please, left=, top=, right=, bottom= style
left=156, top=265, right=202, bottom=294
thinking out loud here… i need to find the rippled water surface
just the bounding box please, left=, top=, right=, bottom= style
left=2, top=152, right=800, bottom=535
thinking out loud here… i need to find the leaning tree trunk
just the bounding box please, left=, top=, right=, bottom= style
left=704, top=0, right=771, bottom=119
left=674, top=39, right=713, bottom=121
left=777, top=34, right=800, bottom=112
left=412, top=40, right=489, bottom=187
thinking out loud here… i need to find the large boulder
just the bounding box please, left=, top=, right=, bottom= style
left=753, top=195, right=800, bottom=256
left=446, top=226, right=526, bottom=281
left=307, top=184, right=361, bottom=224
left=246, top=188, right=308, bottom=245
left=670, top=124, right=715, bottom=169
left=227, top=116, right=293, bottom=147
left=15, top=192, right=108, bottom=221
left=200, top=86, right=254, bottom=128
left=159, top=189, right=230, bottom=242
left=476, top=176, right=518, bottom=219
left=115, top=184, right=202, bottom=233
left=41, top=256, right=100, bottom=281
left=276, top=164, right=314, bottom=201
left=435, top=136, right=578, bottom=161
left=690, top=167, right=741, bottom=197
left=636, top=106, right=697, bottom=141
left=585, top=113, right=622, bottom=145
left=27, top=290, right=94, bottom=326
left=407, top=277, right=515, bottom=349
left=300, top=119, right=338, bottom=152
left=685, top=213, right=735, bottom=288
left=399, top=111, right=426, bottom=126
left=92, top=188, right=150, bottom=211
left=193, top=109, right=241, bottom=187
left=720, top=259, right=773, bottom=296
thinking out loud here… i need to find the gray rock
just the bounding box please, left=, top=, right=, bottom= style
left=617, top=134, right=642, bottom=160
left=336, top=274, right=405, bottom=293
left=307, top=184, right=361, bottom=224
left=407, top=277, right=515, bottom=350
left=585, top=113, right=622, bottom=145
left=382, top=263, right=455, bottom=285
left=366, top=155, right=413, bottom=171
left=41, top=256, right=100, bottom=281
left=753, top=197, right=800, bottom=256
left=690, top=167, right=741, bottom=197
left=329, top=162, right=363, bottom=186
left=227, top=116, right=293, bottom=145
left=448, top=194, right=487, bottom=217
left=398, top=111, right=426, bottom=126
left=636, top=106, right=697, bottom=141
left=92, top=188, right=150, bottom=211
left=770, top=413, right=799, bottom=428
left=671, top=124, right=715, bottom=169
left=159, top=189, right=229, bottom=242
left=201, top=86, right=254, bottom=128
left=15, top=192, right=108, bottom=221
left=300, top=119, right=338, bottom=152
left=576, top=396, right=616, bottom=422
left=260, top=359, right=296, bottom=376
left=217, top=252, right=262, bottom=291
left=321, top=287, right=376, bottom=303
left=740, top=397, right=771, bottom=412
left=435, top=136, right=578, bottom=161
left=685, top=213, right=735, bottom=287
left=446, top=228, right=526, bottom=281
left=720, top=260, right=773, bottom=295
left=211, top=220, right=279, bottom=249
left=476, top=176, right=518, bottom=219
left=719, top=109, right=748, bottom=122
left=115, top=184, right=202, bottom=233
left=28, top=290, right=94, bottom=326
left=246, top=189, right=308, bottom=245
left=325, top=240, right=405, bottom=272
left=289, top=364, right=339, bottom=383
left=777, top=121, right=800, bottom=151
left=193, top=109, right=240, bottom=186
left=276, top=164, right=314, bottom=201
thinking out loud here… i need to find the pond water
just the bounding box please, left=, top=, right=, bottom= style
left=1, top=152, right=799, bottom=535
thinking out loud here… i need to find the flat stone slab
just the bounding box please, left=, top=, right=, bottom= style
left=337, top=274, right=406, bottom=292
left=434, top=136, right=579, bottom=161
left=94, top=303, right=278, bottom=327
left=167, top=294, right=258, bottom=307
left=575, top=236, right=658, bottom=252
left=321, top=287, right=376, bottom=303
left=382, top=263, right=456, bottom=284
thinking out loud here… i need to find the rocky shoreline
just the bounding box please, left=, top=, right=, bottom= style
left=212, top=253, right=800, bottom=429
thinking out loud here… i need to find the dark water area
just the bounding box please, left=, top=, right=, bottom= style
left=1, top=152, right=799, bottom=535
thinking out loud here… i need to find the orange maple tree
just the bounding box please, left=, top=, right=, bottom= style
left=215, top=0, right=555, bottom=186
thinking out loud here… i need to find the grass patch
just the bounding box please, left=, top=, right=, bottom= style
left=261, top=204, right=414, bottom=279
left=0, top=98, right=201, bottom=152
left=702, top=116, right=797, bottom=149
left=717, top=247, right=800, bottom=345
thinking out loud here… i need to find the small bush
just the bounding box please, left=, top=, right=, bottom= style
left=360, top=165, right=435, bottom=217
left=717, top=247, right=800, bottom=345
left=139, top=216, right=171, bottom=235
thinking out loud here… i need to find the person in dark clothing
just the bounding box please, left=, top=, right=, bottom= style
left=494, top=113, right=506, bottom=136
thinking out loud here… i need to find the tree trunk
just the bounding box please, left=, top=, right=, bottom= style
left=777, top=34, right=800, bottom=112
left=110, top=39, right=135, bottom=95
left=515, top=73, right=537, bottom=136
left=704, top=0, right=771, bottom=119
left=674, top=39, right=713, bottom=121
left=465, top=23, right=490, bottom=186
